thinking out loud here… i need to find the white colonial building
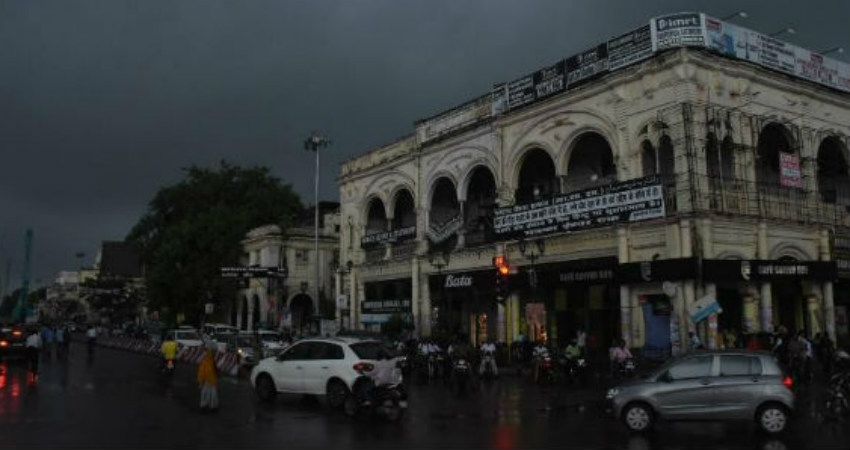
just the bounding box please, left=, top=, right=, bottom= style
left=234, top=203, right=340, bottom=333
left=338, top=13, right=850, bottom=355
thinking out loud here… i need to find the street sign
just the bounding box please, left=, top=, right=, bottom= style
left=689, top=294, right=723, bottom=324
left=220, top=266, right=287, bottom=278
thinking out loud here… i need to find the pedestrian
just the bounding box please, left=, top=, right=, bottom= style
left=689, top=331, right=703, bottom=350
left=576, top=327, right=587, bottom=356
left=25, top=328, right=43, bottom=382
left=41, top=325, right=55, bottom=360
left=55, top=325, right=66, bottom=359
left=197, top=345, right=219, bottom=412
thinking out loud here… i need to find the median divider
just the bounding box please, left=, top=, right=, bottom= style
left=77, top=334, right=240, bottom=377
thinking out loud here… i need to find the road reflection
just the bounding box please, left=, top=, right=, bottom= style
left=0, top=363, right=23, bottom=418
left=621, top=433, right=790, bottom=450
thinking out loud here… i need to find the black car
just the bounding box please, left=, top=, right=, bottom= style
left=0, top=326, right=29, bottom=360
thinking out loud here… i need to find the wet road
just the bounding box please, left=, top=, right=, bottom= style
left=0, top=344, right=847, bottom=449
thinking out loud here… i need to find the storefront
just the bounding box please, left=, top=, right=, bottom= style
left=361, top=279, right=413, bottom=332
left=428, top=271, right=498, bottom=346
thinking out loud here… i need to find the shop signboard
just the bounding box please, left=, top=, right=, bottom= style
left=566, top=44, right=608, bottom=87
left=607, top=24, right=653, bottom=71
left=220, top=266, right=287, bottom=278
left=689, top=294, right=722, bottom=324
left=534, top=61, right=566, bottom=100
left=494, top=176, right=665, bottom=240
left=702, top=259, right=837, bottom=281
left=834, top=226, right=850, bottom=279
left=507, top=74, right=535, bottom=110
left=361, top=298, right=412, bottom=315
left=652, top=12, right=705, bottom=51
left=361, top=226, right=416, bottom=248
left=836, top=305, right=849, bottom=335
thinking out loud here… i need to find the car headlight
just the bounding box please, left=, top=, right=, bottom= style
left=606, top=388, right=620, bottom=399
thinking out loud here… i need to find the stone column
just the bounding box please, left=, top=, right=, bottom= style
left=349, top=269, right=358, bottom=330
left=617, top=226, right=631, bottom=346
left=411, top=256, right=421, bottom=337
left=757, top=222, right=773, bottom=332
left=420, top=272, right=432, bottom=337
left=820, top=228, right=837, bottom=341
left=680, top=219, right=695, bottom=352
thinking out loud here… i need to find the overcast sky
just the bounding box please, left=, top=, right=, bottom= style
left=1, top=0, right=848, bottom=289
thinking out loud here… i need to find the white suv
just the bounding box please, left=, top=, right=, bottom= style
left=250, top=337, right=400, bottom=408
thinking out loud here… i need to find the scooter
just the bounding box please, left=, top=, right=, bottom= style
left=452, top=358, right=473, bottom=396
left=344, top=368, right=408, bottom=421
left=480, top=352, right=497, bottom=380
left=159, top=358, right=176, bottom=387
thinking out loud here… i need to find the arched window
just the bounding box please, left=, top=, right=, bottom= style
left=392, top=189, right=416, bottom=229
left=516, top=148, right=557, bottom=203
left=757, top=123, right=797, bottom=187
left=365, top=198, right=387, bottom=234
left=565, top=132, right=616, bottom=192
left=642, top=140, right=657, bottom=176
left=464, top=166, right=497, bottom=245
left=817, top=137, right=850, bottom=204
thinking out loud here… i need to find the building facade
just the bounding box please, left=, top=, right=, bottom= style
left=338, top=13, right=850, bottom=353
left=234, top=204, right=340, bottom=333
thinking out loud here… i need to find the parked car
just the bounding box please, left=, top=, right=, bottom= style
left=203, top=323, right=238, bottom=337
left=242, top=330, right=289, bottom=358
left=606, top=350, right=794, bottom=434
left=164, top=328, right=203, bottom=348
left=0, top=326, right=28, bottom=360
left=250, top=337, right=402, bottom=409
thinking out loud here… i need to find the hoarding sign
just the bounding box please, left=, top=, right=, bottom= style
left=607, top=24, right=653, bottom=71
left=491, top=83, right=508, bottom=116
left=834, top=226, right=850, bottom=279
left=361, top=298, right=412, bottom=315
left=493, top=176, right=666, bottom=239
left=507, top=74, right=535, bottom=110
left=534, top=61, right=566, bottom=100
left=361, top=226, right=416, bottom=248
left=779, top=152, right=802, bottom=188
left=652, top=12, right=705, bottom=51
left=566, top=44, right=608, bottom=87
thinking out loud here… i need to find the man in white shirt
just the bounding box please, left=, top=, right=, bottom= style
left=25, top=328, right=43, bottom=381
left=479, top=341, right=498, bottom=376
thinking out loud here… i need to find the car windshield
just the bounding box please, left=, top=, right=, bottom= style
left=350, top=341, right=394, bottom=360
left=176, top=331, right=200, bottom=341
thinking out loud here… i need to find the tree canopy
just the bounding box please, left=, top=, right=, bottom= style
left=126, top=162, right=302, bottom=325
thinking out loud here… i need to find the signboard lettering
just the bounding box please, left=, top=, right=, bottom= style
left=779, top=152, right=802, bottom=188
left=444, top=274, right=473, bottom=289
left=220, top=266, right=287, bottom=278
left=566, top=44, right=609, bottom=86
left=361, top=226, right=416, bottom=248
left=534, top=62, right=566, bottom=99
left=652, top=12, right=705, bottom=50
left=493, top=176, right=666, bottom=239
left=361, top=298, right=412, bottom=314
left=507, top=75, right=535, bottom=110
left=607, top=24, right=653, bottom=71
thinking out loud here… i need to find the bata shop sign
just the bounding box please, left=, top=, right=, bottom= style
left=444, top=274, right=474, bottom=289
left=494, top=176, right=666, bottom=239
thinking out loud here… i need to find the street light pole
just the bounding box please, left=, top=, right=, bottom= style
left=304, top=132, right=330, bottom=325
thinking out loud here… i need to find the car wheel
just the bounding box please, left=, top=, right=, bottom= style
left=757, top=404, right=788, bottom=434
left=326, top=379, right=349, bottom=409
left=622, top=402, right=653, bottom=432
left=255, top=374, right=277, bottom=403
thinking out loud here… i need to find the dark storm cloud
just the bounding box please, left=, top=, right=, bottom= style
left=1, top=0, right=847, bottom=287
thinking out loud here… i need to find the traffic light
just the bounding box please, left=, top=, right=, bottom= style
left=493, top=255, right=511, bottom=304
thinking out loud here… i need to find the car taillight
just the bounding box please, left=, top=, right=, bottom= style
left=353, top=362, right=374, bottom=372
left=782, top=376, right=793, bottom=389
left=0, top=341, right=8, bottom=347
left=11, top=330, right=21, bottom=337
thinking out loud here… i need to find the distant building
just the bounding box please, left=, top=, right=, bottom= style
left=233, top=202, right=340, bottom=333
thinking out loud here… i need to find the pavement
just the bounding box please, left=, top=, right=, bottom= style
left=0, top=343, right=847, bottom=449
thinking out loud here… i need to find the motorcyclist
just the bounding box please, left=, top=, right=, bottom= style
left=479, top=340, right=498, bottom=377
left=359, top=350, right=401, bottom=405
left=610, top=338, right=633, bottom=378
left=86, top=325, right=97, bottom=354
left=564, top=339, right=581, bottom=360
left=160, top=332, right=179, bottom=370
left=532, top=341, right=550, bottom=383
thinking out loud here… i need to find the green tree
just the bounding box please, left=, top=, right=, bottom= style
left=0, top=288, right=22, bottom=319
left=127, top=161, right=302, bottom=325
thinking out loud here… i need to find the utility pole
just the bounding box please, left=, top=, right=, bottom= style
left=304, top=132, right=330, bottom=321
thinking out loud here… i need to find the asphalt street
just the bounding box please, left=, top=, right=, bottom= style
left=0, top=343, right=847, bottom=449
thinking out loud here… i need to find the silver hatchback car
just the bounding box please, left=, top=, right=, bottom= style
left=607, top=350, right=794, bottom=434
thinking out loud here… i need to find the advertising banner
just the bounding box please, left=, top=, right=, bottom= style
left=652, top=12, right=705, bottom=51
left=507, top=74, right=535, bottom=110
left=361, top=226, right=416, bottom=248
left=705, top=16, right=757, bottom=62
left=361, top=298, right=412, bottom=315
left=566, top=44, right=609, bottom=87
left=689, top=294, right=722, bottom=324
left=795, top=48, right=850, bottom=93
left=534, top=61, right=566, bottom=100
left=491, top=83, right=508, bottom=116
left=835, top=226, right=850, bottom=279
left=493, top=176, right=665, bottom=239
left=779, top=152, right=802, bottom=188
left=607, top=24, right=653, bottom=71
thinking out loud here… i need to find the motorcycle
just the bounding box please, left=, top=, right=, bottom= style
left=617, top=358, right=636, bottom=380
left=824, top=352, right=850, bottom=420
left=558, top=355, right=587, bottom=385
left=452, top=358, right=473, bottom=396
left=537, top=355, right=557, bottom=384
left=480, top=351, right=497, bottom=380
left=344, top=364, right=408, bottom=422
